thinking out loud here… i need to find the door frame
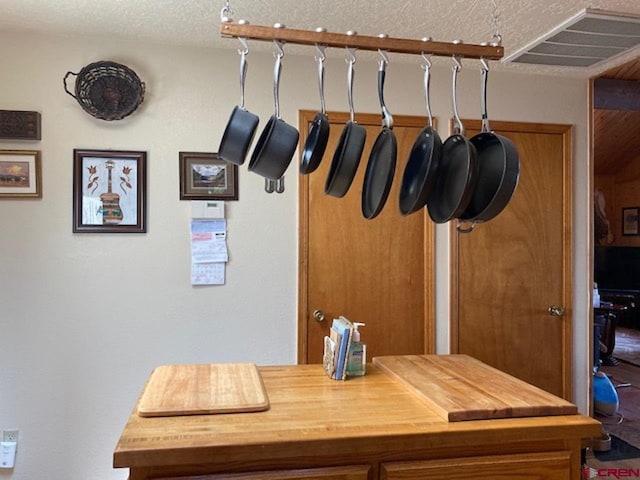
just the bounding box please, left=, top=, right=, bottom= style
left=297, top=109, right=435, bottom=363
left=449, top=119, right=574, bottom=400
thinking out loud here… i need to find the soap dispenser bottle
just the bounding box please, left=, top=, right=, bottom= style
left=346, top=322, right=366, bottom=377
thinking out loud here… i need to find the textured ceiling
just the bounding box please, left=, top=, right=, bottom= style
left=1, top=0, right=639, bottom=77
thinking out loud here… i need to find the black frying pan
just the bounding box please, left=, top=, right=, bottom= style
left=218, top=38, right=259, bottom=165
left=300, top=44, right=330, bottom=175
left=427, top=57, right=478, bottom=224
left=249, top=40, right=299, bottom=180
left=399, top=55, right=442, bottom=216
left=458, top=61, right=520, bottom=232
left=325, top=47, right=366, bottom=197
left=362, top=52, right=397, bottom=220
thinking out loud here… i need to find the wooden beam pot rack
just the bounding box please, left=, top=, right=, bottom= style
left=220, top=22, right=504, bottom=61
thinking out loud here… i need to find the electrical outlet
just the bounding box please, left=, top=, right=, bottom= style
left=2, top=430, right=18, bottom=444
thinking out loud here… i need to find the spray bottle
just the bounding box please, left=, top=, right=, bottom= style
left=346, top=322, right=366, bottom=377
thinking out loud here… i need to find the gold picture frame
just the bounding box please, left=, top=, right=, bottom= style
left=0, top=150, right=42, bottom=198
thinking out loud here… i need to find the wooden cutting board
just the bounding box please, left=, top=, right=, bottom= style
left=137, top=363, right=270, bottom=417
left=372, top=355, right=577, bottom=422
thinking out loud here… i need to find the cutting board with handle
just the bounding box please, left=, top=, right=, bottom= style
left=137, top=363, right=270, bottom=417
left=372, top=355, right=577, bottom=422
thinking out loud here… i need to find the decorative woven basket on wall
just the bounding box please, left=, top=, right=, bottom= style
left=63, top=60, right=145, bottom=121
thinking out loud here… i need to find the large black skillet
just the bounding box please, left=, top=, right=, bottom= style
left=362, top=49, right=397, bottom=220
left=399, top=55, right=442, bottom=216
left=325, top=46, right=366, bottom=197
left=427, top=57, right=478, bottom=224
left=300, top=43, right=330, bottom=175
left=218, top=36, right=259, bottom=165
left=457, top=59, right=520, bottom=233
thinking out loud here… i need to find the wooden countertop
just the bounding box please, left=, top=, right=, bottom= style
left=113, top=356, right=601, bottom=471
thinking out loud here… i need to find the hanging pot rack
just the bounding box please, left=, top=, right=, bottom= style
left=220, top=22, right=504, bottom=61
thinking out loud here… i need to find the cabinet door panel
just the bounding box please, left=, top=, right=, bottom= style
left=160, top=465, right=371, bottom=480
left=381, top=452, right=571, bottom=480
left=299, top=111, right=435, bottom=364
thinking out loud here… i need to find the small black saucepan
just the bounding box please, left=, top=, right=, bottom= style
left=218, top=37, right=259, bottom=165
left=325, top=46, right=366, bottom=197
left=300, top=42, right=330, bottom=175
left=427, top=56, right=479, bottom=224
left=249, top=38, right=300, bottom=180
left=362, top=50, right=397, bottom=220
left=398, top=54, right=442, bottom=216
left=457, top=59, right=520, bottom=232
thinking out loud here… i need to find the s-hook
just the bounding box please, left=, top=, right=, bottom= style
left=314, top=40, right=327, bottom=114
left=221, top=0, right=233, bottom=22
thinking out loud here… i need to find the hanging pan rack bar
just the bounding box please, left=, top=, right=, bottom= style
left=220, top=22, right=503, bottom=61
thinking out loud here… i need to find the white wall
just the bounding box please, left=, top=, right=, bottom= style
left=0, top=32, right=590, bottom=480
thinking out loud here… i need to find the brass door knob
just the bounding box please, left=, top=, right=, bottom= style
left=313, top=310, right=326, bottom=322
left=548, top=305, right=565, bottom=317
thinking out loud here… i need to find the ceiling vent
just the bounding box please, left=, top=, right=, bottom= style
left=504, top=8, right=640, bottom=68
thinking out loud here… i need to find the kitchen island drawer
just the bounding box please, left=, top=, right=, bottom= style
left=381, top=451, right=572, bottom=480
left=157, top=465, right=372, bottom=480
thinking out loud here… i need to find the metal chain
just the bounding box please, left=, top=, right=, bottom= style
left=490, top=0, right=502, bottom=46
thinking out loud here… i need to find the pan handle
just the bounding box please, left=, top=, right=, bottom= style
left=456, top=219, right=478, bottom=234
left=345, top=45, right=357, bottom=123
left=237, top=37, right=249, bottom=109
left=421, top=53, right=433, bottom=128
left=265, top=178, right=275, bottom=193
left=272, top=38, right=284, bottom=119
left=315, top=42, right=327, bottom=114
left=480, top=58, right=491, bottom=133
left=451, top=55, right=464, bottom=136
left=377, top=47, right=394, bottom=130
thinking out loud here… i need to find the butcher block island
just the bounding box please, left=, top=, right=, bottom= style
left=113, top=355, right=601, bottom=480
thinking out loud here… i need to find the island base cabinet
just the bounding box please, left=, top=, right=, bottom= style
left=381, top=451, right=573, bottom=480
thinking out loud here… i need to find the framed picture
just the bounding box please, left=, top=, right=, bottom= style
left=622, top=207, right=639, bottom=236
left=179, top=152, right=238, bottom=201
left=0, top=150, right=42, bottom=198
left=73, top=149, right=146, bottom=233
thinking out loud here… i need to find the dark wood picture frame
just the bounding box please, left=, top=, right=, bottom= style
left=73, top=149, right=147, bottom=233
left=622, top=207, right=640, bottom=236
left=0, top=110, right=41, bottom=140
left=0, top=149, right=42, bottom=198
left=179, top=152, right=238, bottom=201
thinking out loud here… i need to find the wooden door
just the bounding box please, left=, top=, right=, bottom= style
left=451, top=120, right=573, bottom=399
left=298, top=111, right=434, bottom=364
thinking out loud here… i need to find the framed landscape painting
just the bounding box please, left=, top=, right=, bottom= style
left=179, top=152, right=238, bottom=201
left=0, top=150, right=42, bottom=198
